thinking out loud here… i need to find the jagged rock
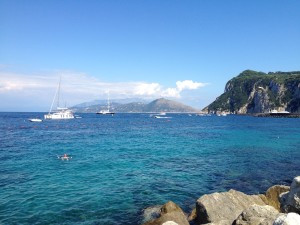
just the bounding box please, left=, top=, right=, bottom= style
left=265, top=185, right=290, bottom=211
left=196, top=189, right=266, bottom=224
left=233, top=204, right=279, bottom=225
left=142, top=201, right=189, bottom=225
left=273, top=213, right=300, bottom=225
left=280, top=176, right=300, bottom=213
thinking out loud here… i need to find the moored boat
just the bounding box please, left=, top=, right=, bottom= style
left=44, top=108, right=74, bottom=120
left=97, top=92, right=115, bottom=115
left=44, top=77, right=75, bottom=120
left=28, top=118, right=43, bottom=122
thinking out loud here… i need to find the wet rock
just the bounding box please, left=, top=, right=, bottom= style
left=142, top=201, right=189, bottom=225
left=264, top=185, right=290, bottom=211
left=233, top=204, right=279, bottom=225
left=142, top=205, right=162, bottom=223
left=273, top=212, right=300, bottom=225
left=280, top=176, right=300, bottom=213
left=196, top=189, right=266, bottom=224
left=187, top=208, right=197, bottom=224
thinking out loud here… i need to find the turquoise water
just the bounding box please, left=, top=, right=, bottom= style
left=1, top=113, right=300, bottom=224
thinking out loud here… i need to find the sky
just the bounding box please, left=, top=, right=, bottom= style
left=0, top=0, right=299, bottom=112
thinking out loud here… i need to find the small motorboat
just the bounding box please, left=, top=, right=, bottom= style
left=153, top=115, right=171, bottom=119
left=28, top=118, right=43, bottom=122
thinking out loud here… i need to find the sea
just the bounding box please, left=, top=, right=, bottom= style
left=1, top=112, right=300, bottom=225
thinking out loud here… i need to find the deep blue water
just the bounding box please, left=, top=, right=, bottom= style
left=1, top=112, right=300, bottom=224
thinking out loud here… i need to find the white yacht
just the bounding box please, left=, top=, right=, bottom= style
left=270, top=109, right=290, bottom=114
left=44, top=108, right=74, bottom=120
left=96, top=92, right=115, bottom=115
left=44, top=77, right=74, bottom=120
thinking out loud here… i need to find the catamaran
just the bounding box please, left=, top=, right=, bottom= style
left=44, top=77, right=75, bottom=120
left=96, top=92, right=115, bottom=115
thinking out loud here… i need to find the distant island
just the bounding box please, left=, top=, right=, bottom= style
left=203, top=70, right=300, bottom=114
left=71, top=98, right=199, bottom=113
left=72, top=70, right=300, bottom=115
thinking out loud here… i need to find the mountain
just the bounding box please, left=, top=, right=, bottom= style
left=72, top=98, right=148, bottom=108
left=71, top=98, right=199, bottom=113
left=203, top=70, right=300, bottom=114
left=143, top=98, right=197, bottom=112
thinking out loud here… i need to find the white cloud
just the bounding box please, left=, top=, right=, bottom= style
left=161, top=88, right=181, bottom=98
left=160, top=80, right=208, bottom=98
left=133, top=82, right=161, bottom=96
left=0, top=70, right=208, bottom=111
left=176, top=80, right=206, bottom=91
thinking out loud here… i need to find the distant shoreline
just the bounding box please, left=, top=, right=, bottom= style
left=254, top=113, right=300, bottom=118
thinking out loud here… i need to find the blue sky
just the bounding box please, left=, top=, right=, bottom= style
left=0, top=0, right=299, bottom=111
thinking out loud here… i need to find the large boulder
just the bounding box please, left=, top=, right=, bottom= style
left=273, top=213, right=300, bottom=225
left=233, top=204, right=279, bottom=225
left=280, top=176, right=300, bottom=213
left=196, top=189, right=267, bottom=224
left=265, top=185, right=290, bottom=211
left=142, top=201, right=189, bottom=225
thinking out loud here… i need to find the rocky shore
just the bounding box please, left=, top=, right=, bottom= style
left=142, top=176, right=300, bottom=225
left=254, top=113, right=300, bottom=118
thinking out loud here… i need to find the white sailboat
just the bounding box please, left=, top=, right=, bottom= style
left=44, top=77, right=74, bottom=120
left=96, top=92, right=115, bottom=115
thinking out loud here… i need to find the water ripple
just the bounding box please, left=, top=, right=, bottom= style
left=0, top=113, right=300, bottom=224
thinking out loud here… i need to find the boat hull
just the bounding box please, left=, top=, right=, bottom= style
left=96, top=112, right=115, bottom=115
left=44, top=111, right=74, bottom=120
left=29, top=118, right=43, bottom=122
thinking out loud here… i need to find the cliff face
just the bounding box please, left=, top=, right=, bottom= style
left=204, top=70, right=300, bottom=114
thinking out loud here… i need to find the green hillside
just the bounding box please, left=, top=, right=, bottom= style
left=204, top=70, right=300, bottom=113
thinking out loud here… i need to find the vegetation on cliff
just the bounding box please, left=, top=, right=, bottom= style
left=204, top=70, right=300, bottom=114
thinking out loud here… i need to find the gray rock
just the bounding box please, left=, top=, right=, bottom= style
left=142, top=201, right=189, bottom=225
left=265, top=185, right=290, bottom=211
left=280, top=176, right=300, bottom=213
left=196, top=189, right=266, bottom=224
left=273, top=213, right=300, bottom=225
left=233, top=204, right=279, bottom=225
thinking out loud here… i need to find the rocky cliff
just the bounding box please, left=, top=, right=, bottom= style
left=204, top=70, right=300, bottom=114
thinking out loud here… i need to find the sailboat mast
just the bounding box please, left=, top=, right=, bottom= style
left=57, top=76, right=61, bottom=109
left=107, top=91, right=110, bottom=111
left=48, top=78, right=60, bottom=114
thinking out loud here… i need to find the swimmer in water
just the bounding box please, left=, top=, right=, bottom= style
left=59, top=153, right=71, bottom=160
